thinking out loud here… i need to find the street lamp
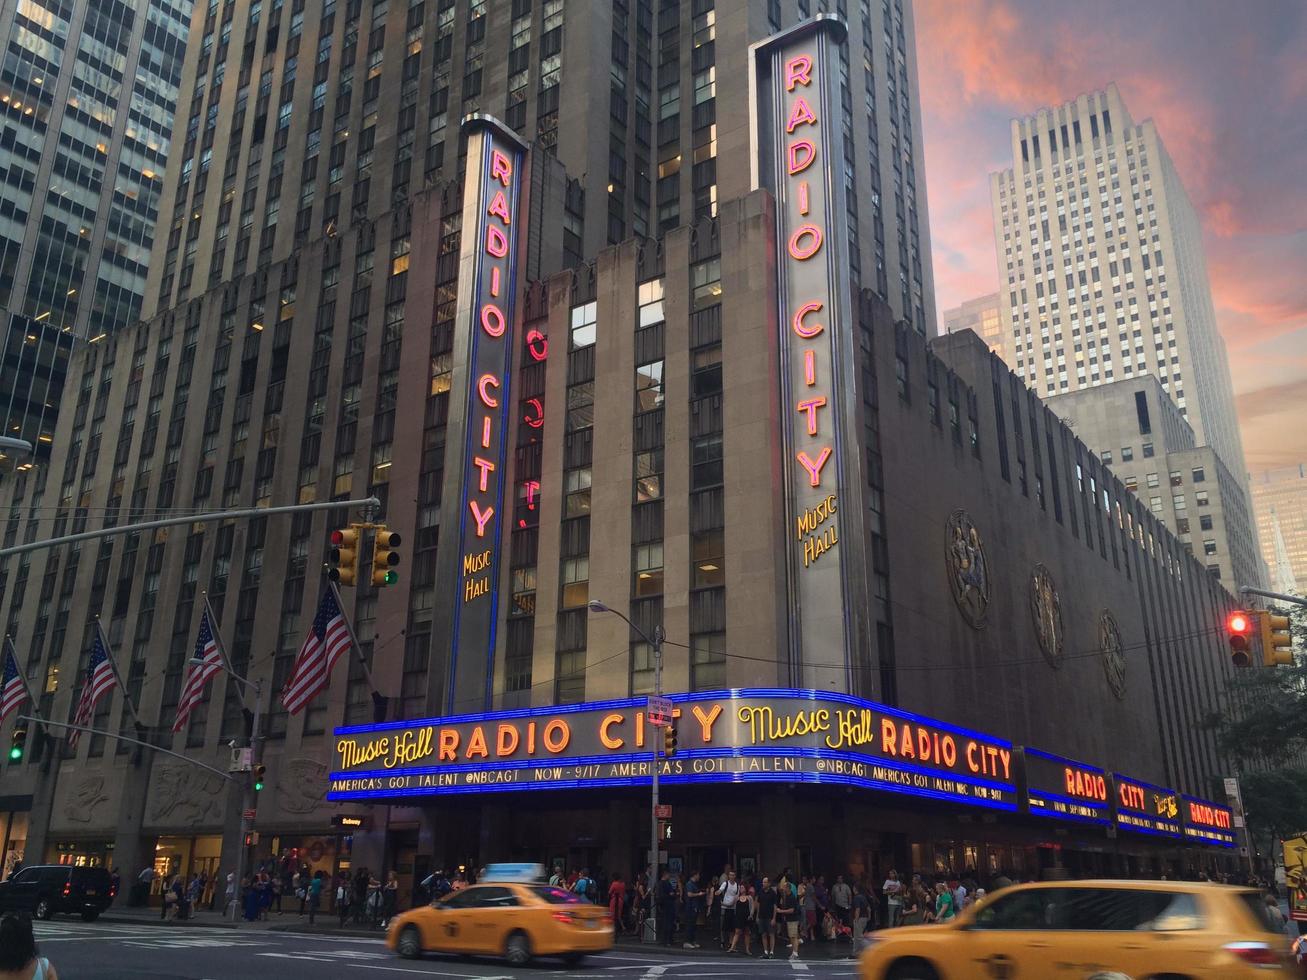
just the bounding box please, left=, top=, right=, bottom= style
left=588, top=599, right=665, bottom=940
left=191, top=658, right=263, bottom=922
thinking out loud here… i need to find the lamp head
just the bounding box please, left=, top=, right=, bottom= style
left=587, top=599, right=611, bottom=613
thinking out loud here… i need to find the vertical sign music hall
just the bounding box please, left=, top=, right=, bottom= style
left=751, top=16, right=869, bottom=690
left=432, top=115, right=527, bottom=713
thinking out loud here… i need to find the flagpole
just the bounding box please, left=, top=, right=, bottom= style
left=95, top=617, right=144, bottom=729
left=328, top=580, right=379, bottom=694
left=201, top=592, right=247, bottom=712
left=4, top=635, right=42, bottom=724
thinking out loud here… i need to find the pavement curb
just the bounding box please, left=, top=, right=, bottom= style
left=96, top=914, right=239, bottom=930
left=612, top=939, right=860, bottom=962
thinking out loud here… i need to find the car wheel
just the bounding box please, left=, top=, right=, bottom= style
left=504, top=930, right=532, bottom=966
left=33, top=899, right=53, bottom=921
left=562, top=953, right=586, bottom=967
left=888, top=959, right=940, bottom=980
left=396, top=925, right=423, bottom=959
left=81, top=912, right=100, bottom=923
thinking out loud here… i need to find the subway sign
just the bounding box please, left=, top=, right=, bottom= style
left=751, top=16, right=869, bottom=691
left=328, top=689, right=1018, bottom=811
left=1181, top=793, right=1236, bottom=847
left=439, top=115, right=527, bottom=712
left=1022, top=748, right=1112, bottom=826
left=1112, top=773, right=1181, bottom=838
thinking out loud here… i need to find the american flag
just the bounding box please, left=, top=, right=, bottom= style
left=173, top=605, right=224, bottom=733
left=68, top=628, right=117, bottom=750
left=1, top=639, right=29, bottom=726
left=281, top=587, right=352, bottom=715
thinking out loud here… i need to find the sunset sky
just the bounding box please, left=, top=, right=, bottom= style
left=914, top=0, right=1307, bottom=473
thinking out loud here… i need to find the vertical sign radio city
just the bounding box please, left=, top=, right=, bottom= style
left=751, top=17, right=868, bottom=689
left=443, top=116, right=527, bottom=711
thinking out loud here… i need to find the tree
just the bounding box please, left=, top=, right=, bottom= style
left=1207, top=604, right=1307, bottom=847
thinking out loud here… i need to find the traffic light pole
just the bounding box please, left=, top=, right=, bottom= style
left=12, top=716, right=237, bottom=782
left=649, top=623, right=664, bottom=938
left=214, top=668, right=263, bottom=922
left=1239, top=587, right=1307, bottom=608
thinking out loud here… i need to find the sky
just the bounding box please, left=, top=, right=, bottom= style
left=914, top=0, right=1307, bottom=474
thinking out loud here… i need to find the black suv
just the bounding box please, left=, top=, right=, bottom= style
left=0, top=865, right=115, bottom=921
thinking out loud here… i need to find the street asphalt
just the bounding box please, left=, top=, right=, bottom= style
left=32, top=919, right=867, bottom=979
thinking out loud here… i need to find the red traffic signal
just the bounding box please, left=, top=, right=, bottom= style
left=1227, top=610, right=1254, bottom=667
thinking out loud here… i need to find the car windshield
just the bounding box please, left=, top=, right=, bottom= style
left=530, top=885, right=584, bottom=905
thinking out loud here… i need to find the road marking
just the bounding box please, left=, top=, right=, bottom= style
left=790, top=961, right=810, bottom=972
left=641, top=967, right=670, bottom=979
left=257, top=953, right=335, bottom=962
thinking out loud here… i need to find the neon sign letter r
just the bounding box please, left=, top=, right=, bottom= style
left=785, top=54, right=812, bottom=91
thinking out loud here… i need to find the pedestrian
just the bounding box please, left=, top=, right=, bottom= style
left=831, top=874, right=852, bottom=928
left=224, top=870, right=237, bottom=918
left=185, top=874, right=202, bottom=920
left=950, top=875, right=966, bottom=914
left=631, top=872, right=649, bottom=937
left=163, top=875, right=184, bottom=921
left=900, top=884, right=924, bottom=925
left=656, top=869, right=678, bottom=947
left=934, top=881, right=956, bottom=922
left=336, top=873, right=352, bottom=927
left=799, top=876, right=816, bottom=941
left=716, top=868, right=740, bottom=948
left=852, top=884, right=871, bottom=936
left=705, top=875, right=721, bottom=944
left=775, top=874, right=800, bottom=960
left=813, top=875, right=830, bottom=931
left=1266, top=892, right=1288, bottom=934
left=681, top=871, right=703, bottom=949
left=730, top=884, right=755, bottom=955
left=0, top=911, right=60, bottom=980
left=573, top=868, right=593, bottom=903
left=271, top=871, right=283, bottom=915
left=756, top=876, right=778, bottom=959
left=549, top=865, right=564, bottom=887
left=882, top=869, right=902, bottom=927
left=382, top=870, right=399, bottom=927
left=607, top=873, right=627, bottom=933
left=109, top=868, right=121, bottom=906
left=307, top=871, right=325, bottom=925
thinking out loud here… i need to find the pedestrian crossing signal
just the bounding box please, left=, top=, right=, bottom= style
left=8, top=727, right=26, bottom=761
left=663, top=725, right=678, bottom=757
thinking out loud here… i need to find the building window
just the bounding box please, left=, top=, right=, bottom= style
left=895, top=356, right=909, bottom=401
left=1124, top=476, right=1138, bottom=492
left=1194, top=490, right=1209, bottom=507
left=692, top=346, right=722, bottom=398
left=560, top=558, right=589, bottom=608
left=555, top=649, right=585, bottom=702
left=1207, top=564, right=1221, bottom=580
left=635, top=359, right=665, bottom=411
left=1149, top=495, right=1162, bottom=513
left=691, top=632, right=726, bottom=690
left=692, top=529, right=725, bottom=588
left=1101, top=450, right=1113, bottom=465
left=630, top=642, right=655, bottom=695
left=1172, top=493, right=1187, bottom=511
left=1142, top=442, right=1154, bottom=457
left=1146, top=472, right=1159, bottom=489
left=1199, top=514, right=1213, bottom=531
left=1203, top=539, right=1217, bottom=556
left=638, top=278, right=665, bottom=327
left=635, top=449, right=663, bottom=502
left=511, top=566, right=536, bottom=616
left=567, top=381, right=594, bottom=431
left=691, top=434, right=724, bottom=489
left=691, top=258, right=721, bottom=308
left=564, top=467, right=592, bottom=516
left=1176, top=517, right=1190, bottom=534
left=1169, top=470, right=1183, bottom=487
left=1191, top=466, right=1205, bottom=483
left=633, top=543, right=664, bottom=597
left=1120, top=446, right=1133, bottom=461
left=926, top=381, right=940, bottom=425
left=570, top=300, right=597, bottom=349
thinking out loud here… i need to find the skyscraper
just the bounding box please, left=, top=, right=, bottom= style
left=941, top=291, right=1004, bottom=359
left=989, top=84, right=1247, bottom=488
left=143, top=0, right=934, bottom=334
left=1251, top=465, right=1307, bottom=591
left=0, top=0, right=194, bottom=461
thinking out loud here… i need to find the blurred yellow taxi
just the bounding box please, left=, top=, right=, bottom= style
left=386, top=867, right=613, bottom=967
left=860, top=879, right=1298, bottom=979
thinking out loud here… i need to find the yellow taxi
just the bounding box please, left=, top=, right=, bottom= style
left=386, top=867, right=613, bottom=967
left=860, top=879, right=1299, bottom=979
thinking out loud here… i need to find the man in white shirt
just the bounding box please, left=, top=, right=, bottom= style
left=717, top=868, right=740, bottom=944
left=882, top=869, right=902, bottom=927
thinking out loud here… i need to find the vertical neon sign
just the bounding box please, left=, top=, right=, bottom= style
left=442, top=115, right=528, bottom=712
left=752, top=17, right=867, bottom=691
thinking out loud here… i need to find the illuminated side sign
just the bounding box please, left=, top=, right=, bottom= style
left=751, top=15, right=868, bottom=690
left=328, top=688, right=1017, bottom=810
left=1021, top=747, right=1112, bottom=826
left=437, top=115, right=527, bottom=711
left=1111, top=773, right=1181, bottom=838
left=1181, top=793, right=1236, bottom=847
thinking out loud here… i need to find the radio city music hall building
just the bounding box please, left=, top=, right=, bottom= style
left=0, top=15, right=1244, bottom=894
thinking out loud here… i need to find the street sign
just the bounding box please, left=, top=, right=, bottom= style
left=242, top=808, right=256, bottom=819
left=654, top=804, right=672, bottom=819
left=229, top=747, right=252, bottom=772
left=646, top=695, right=673, bottom=727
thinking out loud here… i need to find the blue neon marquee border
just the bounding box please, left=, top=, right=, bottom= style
left=1111, top=771, right=1183, bottom=838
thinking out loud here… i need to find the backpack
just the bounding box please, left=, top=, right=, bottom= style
left=574, top=876, right=590, bottom=897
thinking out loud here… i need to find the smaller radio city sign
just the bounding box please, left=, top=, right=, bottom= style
left=1112, top=773, right=1181, bottom=838
left=328, top=689, right=1018, bottom=811
left=1022, top=748, right=1112, bottom=826
left=1181, top=793, right=1236, bottom=848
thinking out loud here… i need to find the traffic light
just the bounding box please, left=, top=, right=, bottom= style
left=252, top=763, right=266, bottom=792
left=1261, top=611, right=1294, bottom=667
left=329, top=528, right=360, bottom=586
left=8, top=727, right=26, bottom=762
left=1226, top=610, right=1255, bottom=667
left=371, top=527, right=401, bottom=587
left=663, top=725, right=678, bottom=757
